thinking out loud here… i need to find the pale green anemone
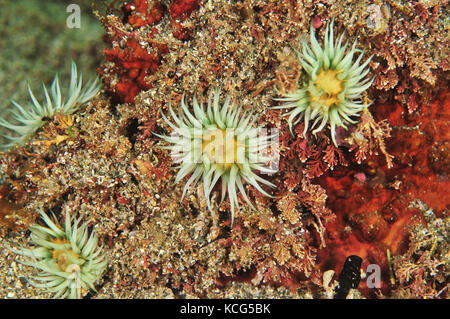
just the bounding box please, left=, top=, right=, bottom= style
left=274, top=21, right=374, bottom=146
left=9, top=206, right=107, bottom=299
left=0, top=61, right=100, bottom=149
left=155, top=89, right=277, bottom=225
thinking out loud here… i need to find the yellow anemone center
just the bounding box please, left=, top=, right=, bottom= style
left=310, top=69, right=344, bottom=114
left=202, top=129, right=242, bottom=169
left=51, top=238, right=80, bottom=272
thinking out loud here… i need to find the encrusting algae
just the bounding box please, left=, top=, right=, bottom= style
left=0, top=0, right=448, bottom=299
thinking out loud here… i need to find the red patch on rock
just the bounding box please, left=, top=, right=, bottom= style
left=98, top=0, right=201, bottom=103
left=169, top=0, right=200, bottom=20
left=315, top=90, right=450, bottom=297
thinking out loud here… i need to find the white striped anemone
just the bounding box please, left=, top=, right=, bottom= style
left=0, top=61, right=100, bottom=149
left=274, top=21, right=374, bottom=146
left=9, top=206, right=107, bottom=299
left=155, top=89, right=277, bottom=225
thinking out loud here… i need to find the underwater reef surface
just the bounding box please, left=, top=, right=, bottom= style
left=0, top=0, right=448, bottom=299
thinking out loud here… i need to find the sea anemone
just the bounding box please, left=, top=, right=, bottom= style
left=274, top=21, right=374, bottom=146
left=9, top=206, right=107, bottom=299
left=0, top=61, right=100, bottom=149
left=155, top=89, right=277, bottom=225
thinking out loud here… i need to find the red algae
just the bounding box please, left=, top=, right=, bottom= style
left=99, top=0, right=200, bottom=103
left=103, top=37, right=168, bottom=103
left=123, top=0, right=165, bottom=28
left=169, top=0, right=200, bottom=20
left=316, top=90, right=450, bottom=296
